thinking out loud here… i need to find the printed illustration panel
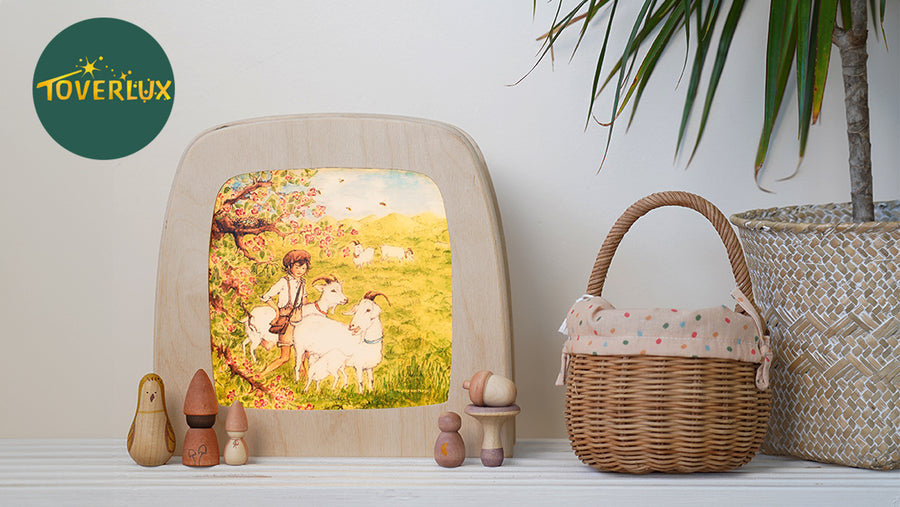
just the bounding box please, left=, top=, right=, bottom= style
left=208, top=168, right=452, bottom=410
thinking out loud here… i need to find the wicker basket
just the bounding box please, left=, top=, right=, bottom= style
left=561, top=192, right=771, bottom=474
left=731, top=201, right=900, bottom=470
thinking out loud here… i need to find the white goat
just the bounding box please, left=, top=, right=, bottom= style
left=343, top=292, right=389, bottom=392
left=293, top=291, right=390, bottom=392
left=241, top=275, right=348, bottom=362
left=381, top=245, right=413, bottom=262
left=351, top=240, right=375, bottom=267
left=304, top=349, right=350, bottom=392
left=292, top=313, right=357, bottom=383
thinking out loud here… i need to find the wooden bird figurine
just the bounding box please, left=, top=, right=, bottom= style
left=127, top=373, right=176, bottom=466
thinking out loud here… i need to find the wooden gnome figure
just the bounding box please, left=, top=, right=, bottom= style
left=182, top=369, right=219, bottom=466
left=127, top=373, right=176, bottom=466
left=434, top=411, right=465, bottom=468
left=224, top=400, right=249, bottom=465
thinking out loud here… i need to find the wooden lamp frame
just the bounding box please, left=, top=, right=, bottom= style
left=155, top=114, right=514, bottom=457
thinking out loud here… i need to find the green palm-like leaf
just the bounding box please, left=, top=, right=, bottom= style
left=603, top=1, right=653, bottom=127
left=625, top=2, right=693, bottom=127
left=587, top=0, right=621, bottom=129
left=537, top=0, right=884, bottom=185
left=676, top=0, right=722, bottom=156
left=598, top=1, right=685, bottom=98
left=755, top=0, right=798, bottom=175
left=812, top=0, right=839, bottom=124
left=795, top=0, right=817, bottom=166
left=597, top=1, right=697, bottom=163
left=689, top=0, right=746, bottom=163
left=840, top=0, right=852, bottom=29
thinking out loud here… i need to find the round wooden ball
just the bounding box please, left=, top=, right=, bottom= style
left=438, top=412, right=462, bottom=433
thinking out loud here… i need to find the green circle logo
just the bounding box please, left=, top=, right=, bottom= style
left=33, top=18, right=174, bottom=160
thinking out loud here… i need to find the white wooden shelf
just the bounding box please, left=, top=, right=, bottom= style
left=1, top=439, right=898, bottom=506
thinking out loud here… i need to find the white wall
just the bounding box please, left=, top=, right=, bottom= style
left=1, top=1, right=897, bottom=440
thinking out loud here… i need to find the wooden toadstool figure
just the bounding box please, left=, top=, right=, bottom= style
left=182, top=369, right=219, bottom=467
left=464, top=404, right=521, bottom=467
left=127, top=373, right=176, bottom=466
left=462, top=370, right=520, bottom=466
left=224, top=400, right=249, bottom=465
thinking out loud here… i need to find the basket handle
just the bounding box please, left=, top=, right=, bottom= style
left=587, top=191, right=755, bottom=309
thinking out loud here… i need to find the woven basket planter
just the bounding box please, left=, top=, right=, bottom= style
left=731, top=201, right=900, bottom=470
left=560, top=192, right=771, bottom=474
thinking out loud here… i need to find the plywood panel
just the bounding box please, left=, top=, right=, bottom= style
left=155, top=114, right=513, bottom=456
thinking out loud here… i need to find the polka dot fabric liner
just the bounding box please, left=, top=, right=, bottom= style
left=557, top=288, right=772, bottom=389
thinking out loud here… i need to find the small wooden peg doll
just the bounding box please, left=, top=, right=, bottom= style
left=224, top=400, right=249, bottom=465
left=127, top=373, right=176, bottom=466
left=434, top=411, right=465, bottom=468
left=182, top=369, right=220, bottom=467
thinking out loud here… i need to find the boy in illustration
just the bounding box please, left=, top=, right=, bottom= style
left=259, top=249, right=311, bottom=377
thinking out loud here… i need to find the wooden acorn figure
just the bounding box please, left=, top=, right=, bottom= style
left=182, top=369, right=219, bottom=467
left=127, top=373, right=176, bottom=466
left=462, top=370, right=517, bottom=407
left=434, top=411, right=465, bottom=468
left=224, top=400, right=249, bottom=465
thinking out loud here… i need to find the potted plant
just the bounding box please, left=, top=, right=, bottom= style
left=535, top=0, right=897, bottom=470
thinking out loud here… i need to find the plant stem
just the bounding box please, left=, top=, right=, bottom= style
left=834, top=0, right=875, bottom=222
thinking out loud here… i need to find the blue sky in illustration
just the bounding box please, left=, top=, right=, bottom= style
left=299, top=168, right=447, bottom=220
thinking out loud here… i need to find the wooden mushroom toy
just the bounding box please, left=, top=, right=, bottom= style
left=464, top=404, right=521, bottom=467
left=434, top=412, right=465, bottom=468
left=182, top=369, right=219, bottom=467
left=463, top=370, right=517, bottom=407
left=127, top=373, right=176, bottom=466
left=224, top=400, right=249, bottom=465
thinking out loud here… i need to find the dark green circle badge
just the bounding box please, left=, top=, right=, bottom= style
left=33, top=18, right=174, bottom=160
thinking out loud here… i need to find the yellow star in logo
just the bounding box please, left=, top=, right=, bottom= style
left=80, top=56, right=100, bottom=77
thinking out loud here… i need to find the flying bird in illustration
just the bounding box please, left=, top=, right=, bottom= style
left=127, top=373, right=176, bottom=466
